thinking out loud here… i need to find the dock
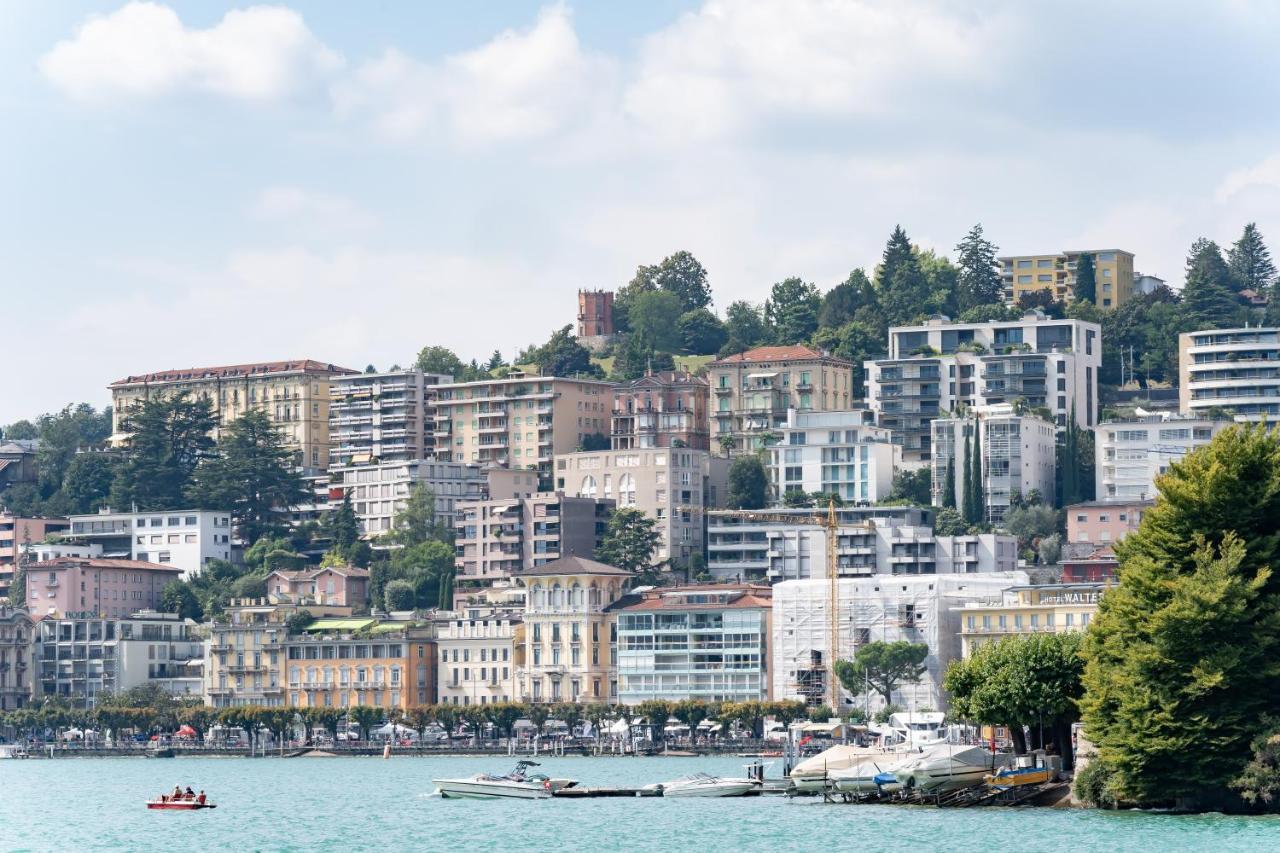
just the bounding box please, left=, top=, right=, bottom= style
left=553, top=780, right=792, bottom=798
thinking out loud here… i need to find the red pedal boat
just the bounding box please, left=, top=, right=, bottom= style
left=146, top=797, right=216, bottom=810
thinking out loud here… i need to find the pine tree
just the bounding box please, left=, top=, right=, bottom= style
left=1074, top=253, right=1097, bottom=305
left=1182, top=238, right=1244, bottom=329
left=954, top=223, right=1003, bottom=311
left=1228, top=222, right=1277, bottom=296
left=942, top=456, right=956, bottom=509
left=876, top=226, right=932, bottom=327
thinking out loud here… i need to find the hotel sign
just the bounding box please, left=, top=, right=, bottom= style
left=1039, top=592, right=1101, bottom=605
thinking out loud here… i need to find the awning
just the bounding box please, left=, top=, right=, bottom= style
left=369, top=623, right=408, bottom=634
left=304, top=618, right=377, bottom=632
left=747, top=372, right=779, bottom=379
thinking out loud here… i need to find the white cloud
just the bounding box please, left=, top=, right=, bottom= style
left=1216, top=154, right=1280, bottom=203
left=39, top=2, right=342, bottom=101
left=249, top=186, right=378, bottom=235
left=332, top=3, right=615, bottom=144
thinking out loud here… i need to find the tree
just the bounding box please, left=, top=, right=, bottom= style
left=110, top=393, right=216, bottom=510
left=1182, top=238, right=1244, bottom=329
left=1016, top=289, right=1065, bottom=318
left=1003, top=504, right=1060, bottom=549
left=596, top=508, right=660, bottom=583
left=1037, top=532, right=1063, bottom=566
left=960, top=431, right=976, bottom=525
left=1057, top=411, right=1094, bottom=505
left=286, top=609, right=315, bottom=634
left=919, top=249, right=960, bottom=317
left=819, top=269, right=877, bottom=329
left=486, top=350, right=507, bottom=372
left=887, top=469, right=930, bottom=506
left=414, top=346, right=464, bottom=377
left=876, top=226, right=931, bottom=327
left=764, top=278, right=822, bottom=345
left=160, top=581, right=201, bottom=620
left=1081, top=424, right=1280, bottom=805
left=726, top=456, right=768, bottom=510
left=1228, top=222, right=1276, bottom=297
left=649, top=250, right=713, bottom=313
left=384, top=579, right=416, bottom=612
left=1231, top=718, right=1280, bottom=809
left=677, top=308, right=728, bottom=355
left=187, top=409, right=307, bottom=544
left=1073, top=253, right=1097, bottom=304
left=836, top=641, right=928, bottom=706
left=385, top=484, right=448, bottom=547
left=954, top=223, right=1003, bottom=311
left=628, top=290, right=684, bottom=353
left=942, top=457, right=956, bottom=509
left=527, top=325, right=599, bottom=378
left=933, top=506, right=966, bottom=536
left=326, top=491, right=360, bottom=558
left=811, top=319, right=885, bottom=399
left=58, top=453, right=116, bottom=514
left=349, top=705, right=382, bottom=742
left=722, top=301, right=768, bottom=352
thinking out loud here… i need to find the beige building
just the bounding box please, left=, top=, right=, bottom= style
left=1000, top=250, right=1135, bottom=309
left=959, top=583, right=1104, bottom=657
left=285, top=617, right=436, bottom=711
left=435, top=606, right=523, bottom=706
left=454, top=493, right=613, bottom=583
left=554, top=448, right=729, bottom=569
left=0, top=606, right=33, bottom=711
left=708, top=346, right=855, bottom=454
left=110, top=359, right=357, bottom=471
left=433, top=374, right=615, bottom=490
left=515, top=555, right=630, bottom=704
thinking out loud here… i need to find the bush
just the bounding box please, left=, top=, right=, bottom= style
left=1073, top=759, right=1118, bottom=808
left=384, top=579, right=416, bottom=611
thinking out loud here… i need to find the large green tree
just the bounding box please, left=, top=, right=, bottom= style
left=818, top=269, right=878, bottom=329
left=876, top=226, right=932, bottom=327
left=649, top=250, right=713, bottom=313
left=628, top=290, right=684, bottom=353
left=413, top=345, right=465, bottom=377
left=1182, top=238, right=1244, bottom=329
left=1228, top=222, right=1276, bottom=296
left=726, top=456, right=768, bottom=509
left=596, top=507, right=662, bottom=584
left=764, top=278, right=822, bottom=345
left=1081, top=424, right=1280, bottom=806
left=722, top=301, right=768, bottom=353
left=524, top=325, right=600, bottom=378
left=1074, top=253, right=1097, bottom=305
left=836, top=641, right=928, bottom=706
left=385, top=484, right=449, bottom=547
left=954, top=223, right=1003, bottom=311
left=110, top=393, right=217, bottom=511
left=677, top=308, right=728, bottom=355
left=811, top=320, right=884, bottom=398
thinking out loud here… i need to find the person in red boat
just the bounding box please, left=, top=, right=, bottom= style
left=197, top=792, right=206, bottom=805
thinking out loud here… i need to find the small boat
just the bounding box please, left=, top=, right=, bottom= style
left=789, top=745, right=881, bottom=793
left=433, top=760, right=576, bottom=800
left=146, top=797, right=215, bottom=810
left=985, top=764, right=1053, bottom=789
left=894, top=745, right=1009, bottom=794
left=830, top=756, right=907, bottom=795
left=651, top=772, right=758, bottom=798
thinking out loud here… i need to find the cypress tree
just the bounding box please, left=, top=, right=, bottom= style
left=971, top=418, right=984, bottom=525
left=943, top=455, right=956, bottom=509
left=961, top=430, right=975, bottom=524
left=1073, top=253, right=1097, bottom=305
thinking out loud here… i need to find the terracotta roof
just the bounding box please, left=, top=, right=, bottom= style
left=33, top=557, right=183, bottom=572
left=111, top=359, right=358, bottom=387
left=615, top=371, right=709, bottom=390
left=515, top=555, right=631, bottom=577
left=268, top=566, right=370, bottom=581
left=712, top=345, right=838, bottom=364
left=618, top=584, right=773, bottom=611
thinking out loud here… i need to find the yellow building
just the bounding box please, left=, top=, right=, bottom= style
left=285, top=618, right=436, bottom=711
left=1000, top=250, right=1134, bottom=310
left=433, top=373, right=615, bottom=490
left=110, top=359, right=357, bottom=471
left=959, top=583, right=1105, bottom=658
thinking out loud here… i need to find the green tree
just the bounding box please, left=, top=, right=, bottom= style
left=836, top=641, right=928, bottom=706
left=726, top=456, right=768, bottom=509
left=876, top=226, right=931, bottom=327
left=961, top=431, right=976, bottom=525
left=596, top=507, right=660, bottom=583
left=919, top=249, right=960, bottom=317
left=160, top=581, right=201, bottom=620
left=1081, top=424, right=1280, bottom=805
left=326, top=490, right=360, bottom=559
left=285, top=609, right=315, bottom=633
left=187, top=409, right=307, bottom=544
left=888, top=469, right=930, bottom=505
left=933, top=506, right=966, bottom=536
left=628, top=290, right=684, bottom=353
left=486, top=350, right=507, bottom=372
left=612, top=335, right=675, bottom=381
left=1074, top=253, right=1097, bottom=304
left=349, top=705, right=383, bottom=742
left=384, top=578, right=416, bottom=611
left=1182, top=238, right=1245, bottom=329
left=818, top=269, right=877, bottom=329
left=414, top=346, right=465, bottom=377
left=110, top=393, right=217, bottom=510
left=677, top=308, right=728, bottom=355
left=942, top=457, right=956, bottom=509
left=1228, top=222, right=1276, bottom=296
left=722, top=301, right=768, bottom=353
left=970, top=420, right=985, bottom=524
left=386, top=484, right=448, bottom=547
left=1230, top=718, right=1280, bottom=809
left=58, top=453, right=116, bottom=514
left=764, top=278, right=822, bottom=345
left=1003, top=504, right=1061, bottom=550
left=954, top=223, right=1003, bottom=311
left=650, top=250, right=713, bottom=313
left=526, top=325, right=600, bottom=378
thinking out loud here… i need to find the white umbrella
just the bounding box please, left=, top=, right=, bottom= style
left=62, top=729, right=83, bottom=740
left=607, top=718, right=630, bottom=735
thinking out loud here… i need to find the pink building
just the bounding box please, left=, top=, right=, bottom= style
left=25, top=557, right=183, bottom=620
left=0, top=515, right=70, bottom=596
left=267, top=566, right=370, bottom=607
left=1066, top=500, right=1152, bottom=545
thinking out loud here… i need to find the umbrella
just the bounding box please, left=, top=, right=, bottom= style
left=62, top=729, right=84, bottom=740
left=177, top=725, right=197, bottom=736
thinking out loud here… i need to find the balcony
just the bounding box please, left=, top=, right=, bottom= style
left=226, top=663, right=268, bottom=674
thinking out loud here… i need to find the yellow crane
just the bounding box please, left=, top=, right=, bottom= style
left=680, top=500, right=870, bottom=710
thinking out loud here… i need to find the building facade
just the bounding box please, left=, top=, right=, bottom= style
left=285, top=619, right=435, bottom=711
left=109, top=359, right=357, bottom=471
left=610, top=371, right=710, bottom=450
left=769, top=410, right=899, bottom=505
left=0, top=607, right=33, bottom=710
left=959, top=583, right=1104, bottom=657
left=930, top=405, right=1057, bottom=524
left=1000, top=249, right=1135, bottom=309
left=866, top=312, right=1101, bottom=465
left=0, top=440, right=39, bottom=487
left=615, top=584, right=772, bottom=705
left=435, top=606, right=522, bottom=706
left=1066, top=500, right=1152, bottom=545
left=515, top=556, right=629, bottom=704
left=1179, top=328, right=1280, bottom=421
left=1094, top=415, right=1231, bottom=501
left=708, top=346, right=855, bottom=454
left=205, top=599, right=341, bottom=708
left=267, top=566, right=370, bottom=608
left=326, top=460, right=522, bottom=537
left=24, top=557, right=183, bottom=620
left=577, top=289, right=615, bottom=341
left=0, top=515, right=69, bottom=597
left=454, top=494, right=613, bottom=583
left=433, top=375, right=615, bottom=489
left=555, top=447, right=728, bottom=568
left=65, top=509, right=232, bottom=577
left=329, top=369, right=450, bottom=470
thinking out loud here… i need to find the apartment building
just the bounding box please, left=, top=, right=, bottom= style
left=930, top=404, right=1057, bottom=524
left=34, top=611, right=203, bottom=707
left=266, top=566, right=369, bottom=607
left=611, top=371, right=710, bottom=450
left=772, top=573, right=1025, bottom=712
left=329, top=369, right=450, bottom=469
left=1178, top=328, right=1280, bottom=421
left=959, top=583, right=1104, bottom=657
left=284, top=618, right=435, bottom=711
left=24, top=557, right=183, bottom=621
left=999, top=249, right=1135, bottom=309
left=768, top=410, right=899, bottom=505
left=0, top=515, right=69, bottom=597
left=64, top=508, right=232, bottom=578
left=615, top=584, right=772, bottom=705
left=555, top=447, right=729, bottom=568
left=1066, top=500, right=1151, bottom=545
left=433, top=374, right=615, bottom=489
left=865, top=312, right=1100, bottom=465
left=515, top=555, right=629, bottom=704
left=435, top=606, right=522, bottom=706
left=109, top=359, right=357, bottom=471
left=0, top=607, right=33, bottom=711
left=706, top=507, right=1017, bottom=583
left=454, top=494, right=613, bottom=582
left=707, top=346, right=855, bottom=455
left=1094, top=415, right=1231, bottom=501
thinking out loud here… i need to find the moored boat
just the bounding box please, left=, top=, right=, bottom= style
left=829, top=756, right=907, bottom=795
left=789, top=745, right=881, bottom=793
left=985, top=764, right=1053, bottom=789
left=433, top=760, right=576, bottom=800
left=894, top=745, right=1008, bottom=794
left=651, top=772, right=758, bottom=798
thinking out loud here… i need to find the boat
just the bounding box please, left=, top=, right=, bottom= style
left=789, top=744, right=882, bottom=793
left=433, top=760, right=576, bottom=800
left=985, top=764, right=1053, bottom=789
left=829, top=756, right=908, bottom=795
left=894, top=744, right=1009, bottom=794
left=146, top=797, right=215, bottom=810
left=651, top=772, right=758, bottom=798
left=878, top=712, right=949, bottom=749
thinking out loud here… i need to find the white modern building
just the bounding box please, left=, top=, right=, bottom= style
left=1094, top=415, right=1233, bottom=501
left=768, top=410, right=899, bottom=505
left=554, top=447, right=729, bottom=568
left=329, top=369, right=450, bottom=469
left=865, top=311, right=1101, bottom=466
left=1179, top=328, right=1280, bottom=421
left=65, top=509, right=233, bottom=578
left=930, top=404, right=1057, bottom=524
left=771, top=573, right=1026, bottom=712
left=434, top=606, right=521, bottom=706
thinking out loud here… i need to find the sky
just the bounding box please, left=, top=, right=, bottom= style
left=6, top=0, right=1280, bottom=424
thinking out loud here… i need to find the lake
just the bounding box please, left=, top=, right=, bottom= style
left=2, top=754, right=1279, bottom=852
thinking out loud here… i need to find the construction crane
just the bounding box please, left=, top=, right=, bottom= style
left=679, top=500, right=870, bottom=710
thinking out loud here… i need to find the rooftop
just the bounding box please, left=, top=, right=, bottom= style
left=32, top=557, right=183, bottom=573
left=618, top=584, right=773, bottom=611
left=268, top=566, right=371, bottom=580
left=614, top=371, right=708, bottom=390
left=515, top=555, right=631, bottom=577
left=110, top=359, right=358, bottom=387
left=712, top=345, right=843, bottom=365
left=1066, top=500, right=1154, bottom=510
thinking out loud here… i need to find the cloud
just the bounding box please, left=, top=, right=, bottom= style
left=39, top=2, right=341, bottom=101
left=1216, top=154, right=1280, bottom=203
left=249, top=187, right=378, bottom=236
left=332, top=3, right=615, bottom=144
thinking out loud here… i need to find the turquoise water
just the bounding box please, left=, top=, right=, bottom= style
left=2, top=755, right=1279, bottom=852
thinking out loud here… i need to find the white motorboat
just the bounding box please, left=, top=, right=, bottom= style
left=789, top=744, right=884, bottom=793
left=894, top=745, right=1009, bottom=794
left=879, top=712, right=948, bottom=749
left=829, top=756, right=907, bottom=795
left=653, top=772, right=758, bottom=798
left=433, top=760, right=575, bottom=800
